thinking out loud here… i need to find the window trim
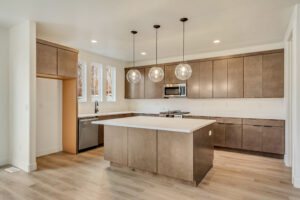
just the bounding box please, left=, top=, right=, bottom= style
left=91, top=62, right=103, bottom=102
left=77, top=60, right=87, bottom=103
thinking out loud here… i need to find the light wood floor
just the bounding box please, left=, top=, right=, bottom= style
left=0, top=147, right=299, bottom=200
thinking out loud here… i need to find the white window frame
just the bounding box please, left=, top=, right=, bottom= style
left=106, top=66, right=116, bottom=102
left=91, top=62, right=103, bottom=102
left=77, top=60, right=87, bottom=102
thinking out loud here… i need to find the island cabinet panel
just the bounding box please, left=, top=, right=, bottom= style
left=187, top=62, right=200, bottom=98
left=225, top=124, right=242, bottom=148
left=262, top=126, right=284, bottom=154
left=36, top=43, right=58, bottom=75
left=128, top=128, right=157, bottom=173
left=104, top=126, right=128, bottom=165
left=213, top=59, right=228, bottom=98
left=145, top=65, right=165, bottom=99
left=242, top=125, right=263, bottom=151
left=244, top=55, right=263, bottom=98
left=262, top=53, right=284, bottom=98
left=125, top=68, right=145, bottom=99
left=164, top=64, right=186, bottom=84
left=199, top=61, right=213, bottom=98
left=57, top=49, right=78, bottom=78
left=157, top=130, right=194, bottom=181
left=228, top=57, right=244, bottom=98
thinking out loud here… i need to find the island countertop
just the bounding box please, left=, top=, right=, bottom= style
left=92, top=116, right=216, bottom=133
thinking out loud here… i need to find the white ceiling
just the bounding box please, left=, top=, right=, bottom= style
left=0, top=0, right=299, bottom=61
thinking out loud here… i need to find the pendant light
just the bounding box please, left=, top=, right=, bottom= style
left=148, top=25, right=164, bottom=83
left=175, top=18, right=192, bottom=80
left=126, top=30, right=141, bottom=84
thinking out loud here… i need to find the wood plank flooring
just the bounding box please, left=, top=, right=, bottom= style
left=0, top=147, right=299, bottom=200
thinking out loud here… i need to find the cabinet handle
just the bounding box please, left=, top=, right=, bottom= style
left=209, top=130, right=212, bottom=136
left=264, top=125, right=272, bottom=128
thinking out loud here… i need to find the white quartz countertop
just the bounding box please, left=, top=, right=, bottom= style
left=92, top=116, right=216, bottom=133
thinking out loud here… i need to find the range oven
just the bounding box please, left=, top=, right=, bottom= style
left=164, top=83, right=186, bottom=98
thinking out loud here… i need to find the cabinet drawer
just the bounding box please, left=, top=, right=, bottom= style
left=262, top=126, right=284, bottom=154
left=225, top=124, right=242, bottom=148
left=243, top=118, right=284, bottom=127
left=242, top=125, right=262, bottom=151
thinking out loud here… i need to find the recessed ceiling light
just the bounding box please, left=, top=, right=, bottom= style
left=91, top=40, right=98, bottom=44
left=140, top=52, right=147, bottom=55
left=213, top=40, right=221, bottom=44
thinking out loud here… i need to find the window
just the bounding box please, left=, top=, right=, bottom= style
left=77, top=61, right=87, bottom=102
left=91, top=63, right=103, bottom=102
left=106, top=66, right=116, bottom=102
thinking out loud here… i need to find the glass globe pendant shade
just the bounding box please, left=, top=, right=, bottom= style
left=126, top=69, right=141, bottom=84
left=148, top=66, right=164, bottom=83
left=175, top=63, right=192, bottom=80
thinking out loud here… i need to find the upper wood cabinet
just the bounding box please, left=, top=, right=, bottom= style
left=164, top=64, right=186, bottom=84
left=262, top=53, right=284, bottom=98
left=228, top=57, right=244, bottom=98
left=145, top=65, right=165, bottom=99
left=213, top=59, right=228, bottom=98
left=244, top=55, right=263, bottom=98
left=58, top=49, right=78, bottom=78
left=36, top=43, right=57, bottom=75
left=125, top=68, right=145, bottom=99
left=187, top=62, right=200, bottom=98
left=36, top=39, right=78, bottom=79
left=199, top=61, right=213, bottom=98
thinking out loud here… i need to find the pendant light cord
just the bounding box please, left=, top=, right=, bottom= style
left=133, top=33, right=135, bottom=67
left=183, top=21, right=185, bottom=62
left=156, top=28, right=158, bottom=66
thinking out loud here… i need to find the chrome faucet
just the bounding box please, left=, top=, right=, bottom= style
left=95, top=101, right=99, bottom=113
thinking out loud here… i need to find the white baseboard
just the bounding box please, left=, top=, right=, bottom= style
left=293, top=177, right=300, bottom=188
left=10, top=159, right=35, bottom=172
left=36, top=146, right=62, bottom=157
left=284, top=154, right=292, bottom=167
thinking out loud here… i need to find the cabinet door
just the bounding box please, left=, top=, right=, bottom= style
left=242, top=125, right=262, bottom=151
left=213, top=123, right=225, bottom=146
left=213, top=59, right=228, bottom=98
left=228, top=57, right=244, bottom=98
left=144, top=65, right=165, bottom=99
left=225, top=124, right=242, bottom=148
left=262, top=126, right=284, bottom=154
left=199, top=61, right=213, bottom=98
left=244, top=55, right=262, bottom=97
left=164, top=64, right=186, bottom=84
left=36, top=43, right=57, bottom=75
left=187, top=62, right=200, bottom=98
left=57, top=49, right=78, bottom=78
left=125, top=68, right=145, bottom=99
left=262, top=53, right=284, bottom=98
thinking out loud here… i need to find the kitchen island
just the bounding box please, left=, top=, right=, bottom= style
left=92, top=116, right=216, bottom=186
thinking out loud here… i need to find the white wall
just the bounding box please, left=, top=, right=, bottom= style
left=36, top=78, right=62, bottom=157
left=129, top=42, right=286, bottom=120
left=9, top=21, right=36, bottom=172
left=0, top=27, right=9, bottom=166
left=78, top=50, right=129, bottom=114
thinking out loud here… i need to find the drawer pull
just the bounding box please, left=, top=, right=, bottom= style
left=209, top=130, right=212, bottom=136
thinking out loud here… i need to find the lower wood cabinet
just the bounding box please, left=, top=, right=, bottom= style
left=262, top=126, right=284, bottom=154
left=242, top=125, right=263, bottom=151
left=213, top=123, right=226, bottom=147
left=225, top=124, right=242, bottom=148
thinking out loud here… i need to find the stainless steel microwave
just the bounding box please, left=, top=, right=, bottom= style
left=164, top=84, right=186, bottom=98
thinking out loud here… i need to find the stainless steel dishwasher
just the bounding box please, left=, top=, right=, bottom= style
left=78, top=117, right=99, bottom=152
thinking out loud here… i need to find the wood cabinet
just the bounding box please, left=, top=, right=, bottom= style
left=212, top=119, right=226, bottom=147
left=125, top=68, right=145, bottom=99
left=187, top=62, right=200, bottom=98
left=164, top=64, right=186, bottom=84
left=213, top=59, right=228, bottom=98
left=228, top=57, right=244, bottom=98
left=244, top=55, right=263, bottom=98
left=36, top=43, right=57, bottom=75
left=262, top=53, right=284, bottom=98
left=262, top=126, right=284, bottom=154
left=225, top=124, right=242, bottom=149
left=58, top=49, right=78, bottom=78
left=36, top=39, right=78, bottom=79
left=242, top=125, right=263, bottom=151
left=145, top=65, right=165, bottom=99
left=199, top=61, right=213, bottom=98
